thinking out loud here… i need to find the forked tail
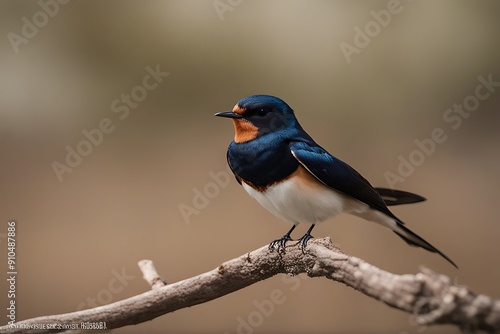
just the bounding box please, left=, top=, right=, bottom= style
left=392, top=222, right=458, bottom=268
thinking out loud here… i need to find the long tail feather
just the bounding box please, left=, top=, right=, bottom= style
left=392, top=222, right=458, bottom=268
left=375, top=188, right=426, bottom=206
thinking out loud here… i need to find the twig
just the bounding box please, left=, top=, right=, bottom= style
left=138, top=259, right=167, bottom=289
left=1, top=238, right=498, bottom=333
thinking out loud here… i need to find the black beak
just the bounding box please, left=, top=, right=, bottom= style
left=214, top=111, right=244, bottom=119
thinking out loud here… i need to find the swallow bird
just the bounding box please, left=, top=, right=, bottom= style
left=215, top=95, right=457, bottom=268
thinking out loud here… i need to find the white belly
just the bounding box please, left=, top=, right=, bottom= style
left=242, top=166, right=369, bottom=225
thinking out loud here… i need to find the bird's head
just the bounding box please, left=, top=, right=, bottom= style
left=215, top=95, right=297, bottom=143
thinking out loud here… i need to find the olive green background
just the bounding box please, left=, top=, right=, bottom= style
left=1, top=1, right=500, bottom=333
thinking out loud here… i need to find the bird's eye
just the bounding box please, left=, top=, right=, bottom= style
left=257, top=108, right=269, bottom=117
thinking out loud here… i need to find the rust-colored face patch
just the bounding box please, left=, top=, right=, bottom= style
left=232, top=104, right=246, bottom=115
left=230, top=104, right=258, bottom=143
left=232, top=119, right=258, bottom=143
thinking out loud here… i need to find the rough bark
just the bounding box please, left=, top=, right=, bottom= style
left=1, top=238, right=498, bottom=333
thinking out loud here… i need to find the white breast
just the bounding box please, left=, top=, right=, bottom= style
left=242, top=166, right=368, bottom=225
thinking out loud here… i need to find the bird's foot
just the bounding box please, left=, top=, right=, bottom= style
left=269, top=225, right=297, bottom=252
left=269, top=234, right=293, bottom=252
left=296, top=232, right=314, bottom=250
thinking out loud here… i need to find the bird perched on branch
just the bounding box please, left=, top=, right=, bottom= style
left=215, top=95, right=457, bottom=268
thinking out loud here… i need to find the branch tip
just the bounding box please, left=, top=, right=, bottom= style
left=138, top=259, right=167, bottom=289
left=0, top=238, right=497, bottom=334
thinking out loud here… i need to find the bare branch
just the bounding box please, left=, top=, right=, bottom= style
left=138, top=259, right=167, bottom=289
left=1, top=238, right=499, bottom=333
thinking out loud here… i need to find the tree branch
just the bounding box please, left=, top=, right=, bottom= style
left=2, top=238, right=499, bottom=333
left=137, top=259, right=168, bottom=289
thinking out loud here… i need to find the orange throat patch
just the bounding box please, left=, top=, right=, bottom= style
left=232, top=119, right=258, bottom=143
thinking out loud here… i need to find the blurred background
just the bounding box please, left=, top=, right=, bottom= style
left=1, top=1, right=499, bottom=333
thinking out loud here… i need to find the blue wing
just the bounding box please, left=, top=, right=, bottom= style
left=289, top=141, right=398, bottom=220
left=289, top=141, right=457, bottom=268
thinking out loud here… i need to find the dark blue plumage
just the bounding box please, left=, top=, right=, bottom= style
left=289, top=141, right=398, bottom=220
left=215, top=95, right=457, bottom=268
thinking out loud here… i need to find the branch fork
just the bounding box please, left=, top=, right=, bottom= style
left=1, top=238, right=498, bottom=333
